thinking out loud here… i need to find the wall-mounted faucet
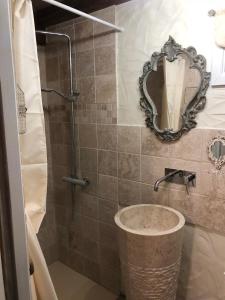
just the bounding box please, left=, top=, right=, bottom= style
left=154, top=168, right=196, bottom=193
left=154, top=169, right=182, bottom=191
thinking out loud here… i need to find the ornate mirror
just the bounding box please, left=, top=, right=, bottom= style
left=208, top=136, right=225, bottom=170
left=139, top=36, right=211, bottom=142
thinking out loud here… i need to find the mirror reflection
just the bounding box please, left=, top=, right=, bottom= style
left=211, top=141, right=225, bottom=160
left=208, top=137, right=225, bottom=170
left=146, top=54, right=201, bottom=131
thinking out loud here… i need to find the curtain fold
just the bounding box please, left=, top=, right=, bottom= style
left=214, top=9, right=225, bottom=48
left=12, top=0, right=58, bottom=299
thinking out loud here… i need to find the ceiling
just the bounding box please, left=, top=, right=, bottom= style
left=33, top=0, right=130, bottom=29
left=32, top=0, right=66, bottom=11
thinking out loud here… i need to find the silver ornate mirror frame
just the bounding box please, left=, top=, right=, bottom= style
left=139, top=36, right=211, bottom=142
left=208, top=136, right=225, bottom=170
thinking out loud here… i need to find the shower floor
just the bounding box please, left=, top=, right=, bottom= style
left=49, top=261, right=117, bottom=300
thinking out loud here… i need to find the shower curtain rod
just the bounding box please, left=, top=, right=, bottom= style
left=41, top=0, right=124, bottom=32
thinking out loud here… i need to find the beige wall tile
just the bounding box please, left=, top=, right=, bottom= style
left=99, top=222, right=117, bottom=251
left=82, top=216, right=99, bottom=242
left=168, top=189, right=186, bottom=215
left=69, top=214, right=83, bottom=252
left=95, top=74, right=117, bottom=103
left=97, top=124, right=117, bottom=151
left=118, top=153, right=140, bottom=181
left=78, top=192, right=99, bottom=219
left=98, top=150, right=117, bottom=176
left=141, top=155, right=169, bottom=186
left=79, top=124, right=97, bottom=148
left=52, top=164, right=70, bottom=187
left=80, top=148, right=97, bottom=172
left=60, top=79, right=72, bottom=96
left=169, top=129, right=203, bottom=161
left=207, top=197, right=225, bottom=234
left=62, top=122, right=72, bottom=145
left=141, top=127, right=169, bottom=157
left=77, top=103, right=97, bottom=124
left=98, top=198, right=118, bottom=225
left=78, top=171, right=98, bottom=195
left=94, top=29, right=115, bottom=49
left=95, top=46, right=115, bottom=75
left=55, top=205, right=71, bottom=227
left=214, top=170, right=225, bottom=199
left=59, top=54, right=70, bottom=82
left=77, top=77, right=95, bottom=103
left=99, top=244, right=120, bottom=293
left=168, top=189, right=210, bottom=229
left=93, top=7, right=115, bottom=48
left=76, top=49, right=94, bottom=78
left=52, top=144, right=71, bottom=166
left=118, top=126, right=141, bottom=154
left=141, top=183, right=169, bottom=206
left=82, top=239, right=99, bottom=263
left=46, top=56, right=59, bottom=82
left=75, top=21, right=93, bottom=52
left=184, top=193, right=209, bottom=228
left=97, top=103, right=117, bottom=124
left=54, top=185, right=72, bottom=206
left=118, top=179, right=141, bottom=206
left=97, top=174, right=117, bottom=201
left=49, top=122, right=64, bottom=144
left=167, top=159, right=214, bottom=196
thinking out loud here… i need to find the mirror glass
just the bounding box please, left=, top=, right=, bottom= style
left=145, top=54, right=201, bottom=132
left=210, top=141, right=225, bottom=160
left=208, top=137, right=225, bottom=170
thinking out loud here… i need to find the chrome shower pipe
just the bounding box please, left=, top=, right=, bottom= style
left=62, top=177, right=89, bottom=186
left=36, top=30, right=73, bottom=95
left=41, top=88, right=79, bottom=101
left=36, top=30, right=88, bottom=188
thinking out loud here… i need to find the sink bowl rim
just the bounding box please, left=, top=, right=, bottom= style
left=114, top=204, right=185, bottom=236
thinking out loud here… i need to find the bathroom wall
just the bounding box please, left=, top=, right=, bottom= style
left=115, top=1, right=225, bottom=299
left=42, top=7, right=121, bottom=293
left=116, top=0, right=225, bottom=128
left=37, top=1, right=225, bottom=299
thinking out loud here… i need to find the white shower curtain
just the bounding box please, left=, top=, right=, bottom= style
left=214, top=9, right=225, bottom=48
left=12, top=0, right=57, bottom=299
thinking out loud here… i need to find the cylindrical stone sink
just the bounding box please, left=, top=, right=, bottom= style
left=115, top=204, right=185, bottom=300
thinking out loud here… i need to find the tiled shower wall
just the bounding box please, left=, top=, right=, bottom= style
left=37, top=46, right=59, bottom=264
left=38, top=4, right=225, bottom=299
left=38, top=6, right=121, bottom=293
left=56, top=7, right=120, bottom=292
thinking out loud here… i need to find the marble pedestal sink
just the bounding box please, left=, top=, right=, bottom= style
left=115, top=204, right=185, bottom=300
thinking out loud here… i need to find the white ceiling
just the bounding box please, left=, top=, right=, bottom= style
left=32, top=0, right=65, bottom=11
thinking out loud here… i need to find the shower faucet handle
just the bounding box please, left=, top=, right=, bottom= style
left=184, top=173, right=196, bottom=194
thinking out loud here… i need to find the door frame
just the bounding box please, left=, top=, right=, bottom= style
left=0, top=0, right=31, bottom=299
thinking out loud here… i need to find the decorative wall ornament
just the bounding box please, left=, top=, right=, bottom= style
left=16, top=85, right=27, bottom=134
left=208, top=136, right=225, bottom=169
left=139, top=36, right=211, bottom=142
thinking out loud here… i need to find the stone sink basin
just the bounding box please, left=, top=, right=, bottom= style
left=115, top=204, right=185, bottom=300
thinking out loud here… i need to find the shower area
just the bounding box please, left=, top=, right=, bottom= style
left=36, top=5, right=121, bottom=300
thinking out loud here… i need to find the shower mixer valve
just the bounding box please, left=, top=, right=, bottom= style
left=183, top=173, right=196, bottom=194
left=154, top=168, right=196, bottom=193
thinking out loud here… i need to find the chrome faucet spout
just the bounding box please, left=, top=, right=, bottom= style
left=154, top=170, right=182, bottom=192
